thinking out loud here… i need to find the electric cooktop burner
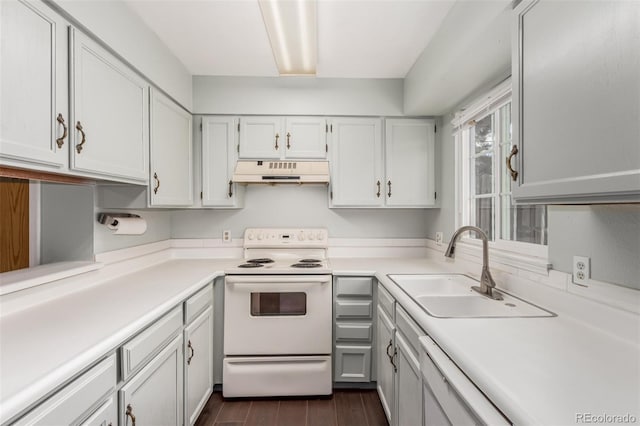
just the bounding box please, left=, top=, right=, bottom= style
left=298, top=259, right=322, bottom=263
left=247, top=258, right=275, bottom=264
left=291, top=263, right=322, bottom=268
left=237, top=263, right=264, bottom=268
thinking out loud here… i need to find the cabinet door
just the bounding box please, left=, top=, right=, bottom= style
left=284, top=117, right=327, bottom=159
left=376, top=305, right=395, bottom=424
left=330, top=118, right=383, bottom=207
left=120, top=335, right=183, bottom=426
left=70, top=28, right=149, bottom=183
left=512, top=0, right=640, bottom=203
left=184, top=307, right=214, bottom=426
left=0, top=0, right=68, bottom=169
left=334, top=345, right=372, bottom=382
left=395, top=333, right=422, bottom=426
left=80, top=394, right=117, bottom=426
left=238, top=116, right=282, bottom=159
left=385, top=119, right=436, bottom=207
left=150, top=89, right=193, bottom=206
left=202, top=117, right=242, bottom=207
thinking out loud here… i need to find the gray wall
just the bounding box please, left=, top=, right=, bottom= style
left=171, top=185, right=429, bottom=239
left=53, top=0, right=192, bottom=110
left=193, top=76, right=404, bottom=116
left=40, top=183, right=94, bottom=264
left=548, top=205, right=640, bottom=289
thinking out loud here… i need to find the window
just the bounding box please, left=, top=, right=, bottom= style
left=454, top=80, right=547, bottom=259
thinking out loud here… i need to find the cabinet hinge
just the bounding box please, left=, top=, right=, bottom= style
left=325, top=123, right=328, bottom=133
left=237, top=122, right=240, bottom=132
left=330, top=124, right=333, bottom=133
left=325, top=143, right=328, bottom=153
left=200, top=122, right=202, bottom=131
left=237, top=144, right=240, bottom=153
left=330, top=191, right=333, bottom=200
left=200, top=191, right=203, bottom=200
left=434, top=192, right=437, bottom=200
left=434, top=123, right=437, bottom=133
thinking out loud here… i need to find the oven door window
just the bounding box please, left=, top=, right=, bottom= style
left=250, top=292, right=307, bottom=316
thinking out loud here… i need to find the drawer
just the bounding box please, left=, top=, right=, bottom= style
left=377, top=283, right=395, bottom=319
left=121, top=306, right=183, bottom=380
left=15, top=355, right=116, bottom=426
left=334, top=276, right=373, bottom=297
left=335, top=300, right=373, bottom=319
left=185, top=283, right=213, bottom=324
left=335, top=322, right=373, bottom=342
left=334, top=345, right=372, bottom=382
left=396, top=305, right=425, bottom=358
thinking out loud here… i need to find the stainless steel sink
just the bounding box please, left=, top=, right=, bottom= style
left=387, top=274, right=555, bottom=318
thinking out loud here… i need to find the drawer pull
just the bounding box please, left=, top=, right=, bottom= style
left=187, top=340, right=195, bottom=365
left=75, top=121, right=86, bottom=153
left=386, top=339, right=393, bottom=360
left=56, top=114, right=67, bottom=148
left=126, top=404, right=136, bottom=426
left=391, top=348, right=398, bottom=372
left=506, top=145, right=519, bottom=181
left=376, top=180, right=381, bottom=198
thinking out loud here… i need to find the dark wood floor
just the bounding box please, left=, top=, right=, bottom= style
left=195, top=390, right=389, bottom=426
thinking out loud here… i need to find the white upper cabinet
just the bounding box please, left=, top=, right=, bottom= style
left=283, top=117, right=327, bottom=159
left=384, top=119, right=436, bottom=207
left=149, top=89, right=193, bottom=206
left=0, top=0, right=69, bottom=170
left=512, top=0, right=640, bottom=203
left=70, top=28, right=149, bottom=183
left=238, top=116, right=327, bottom=159
left=329, top=117, right=384, bottom=207
left=238, top=116, right=282, bottom=159
left=202, top=116, right=243, bottom=208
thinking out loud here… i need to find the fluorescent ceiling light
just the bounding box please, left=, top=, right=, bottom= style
left=259, top=0, right=317, bottom=75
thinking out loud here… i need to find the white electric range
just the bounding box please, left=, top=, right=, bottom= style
left=222, top=228, right=333, bottom=398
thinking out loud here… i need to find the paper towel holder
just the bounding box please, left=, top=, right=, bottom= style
left=97, top=213, right=141, bottom=227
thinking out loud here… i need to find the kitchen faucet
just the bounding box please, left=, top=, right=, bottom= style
left=444, top=226, right=503, bottom=300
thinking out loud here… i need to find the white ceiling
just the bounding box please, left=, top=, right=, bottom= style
left=124, top=0, right=456, bottom=78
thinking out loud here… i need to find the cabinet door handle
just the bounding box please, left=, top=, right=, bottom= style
left=56, top=114, right=67, bottom=148
left=187, top=340, right=194, bottom=365
left=228, top=180, right=233, bottom=198
left=286, top=132, right=291, bottom=149
left=275, top=133, right=279, bottom=150
left=126, top=404, right=136, bottom=426
left=386, top=339, right=393, bottom=359
left=75, top=121, right=86, bottom=153
left=391, top=348, right=398, bottom=372
left=387, top=180, right=392, bottom=198
left=506, top=145, right=519, bottom=181
left=153, top=172, right=160, bottom=194
left=376, top=180, right=381, bottom=198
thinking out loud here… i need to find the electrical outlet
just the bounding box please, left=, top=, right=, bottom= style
left=222, top=230, right=231, bottom=243
left=435, top=232, right=443, bottom=246
left=572, top=255, right=590, bottom=285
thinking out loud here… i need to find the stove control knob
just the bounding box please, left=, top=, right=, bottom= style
left=298, top=232, right=305, bottom=241
left=308, top=232, right=315, bottom=240
left=247, top=232, right=255, bottom=240
left=316, top=232, right=324, bottom=241
left=257, top=233, right=264, bottom=240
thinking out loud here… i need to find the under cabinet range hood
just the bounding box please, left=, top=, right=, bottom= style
left=232, top=160, right=330, bottom=184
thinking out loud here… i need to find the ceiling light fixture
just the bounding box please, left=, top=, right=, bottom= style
left=259, top=0, right=317, bottom=76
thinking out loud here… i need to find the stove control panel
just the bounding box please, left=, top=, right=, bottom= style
left=244, top=228, right=328, bottom=248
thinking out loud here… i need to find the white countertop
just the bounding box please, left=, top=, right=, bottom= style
left=1, top=253, right=639, bottom=425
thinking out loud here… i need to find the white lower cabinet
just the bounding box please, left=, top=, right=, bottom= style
left=119, top=335, right=183, bottom=426
left=185, top=306, right=214, bottom=426
left=376, top=305, right=395, bottom=423
left=14, top=355, right=117, bottom=426
left=395, top=333, right=422, bottom=426
left=80, top=394, right=117, bottom=426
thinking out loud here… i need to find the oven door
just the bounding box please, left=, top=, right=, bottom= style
left=224, top=275, right=332, bottom=355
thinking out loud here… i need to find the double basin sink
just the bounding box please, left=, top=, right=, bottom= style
left=387, top=274, right=554, bottom=318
